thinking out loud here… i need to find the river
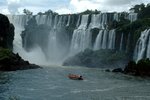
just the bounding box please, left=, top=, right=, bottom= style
left=0, top=65, right=150, bottom=100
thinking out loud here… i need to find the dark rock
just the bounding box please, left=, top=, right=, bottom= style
left=0, top=48, right=41, bottom=71
left=63, top=49, right=128, bottom=68
left=0, top=14, right=14, bottom=50
left=105, top=69, right=111, bottom=72
left=112, top=68, right=123, bottom=73
left=123, top=59, right=150, bottom=76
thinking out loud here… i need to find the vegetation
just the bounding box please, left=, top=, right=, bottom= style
left=63, top=49, right=128, bottom=68
left=0, top=48, right=13, bottom=61
left=119, top=3, right=150, bottom=34
left=111, top=3, right=150, bottom=55
left=130, top=3, right=150, bottom=19
left=0, top=48, right=40, bottom=71
left=78, top=9, right=101, bottom=15
left=124, top=58, right=150, bottom=76
left=23, top=9, right=33, bottom=15
left=37, top=9, right=58, bottom=15
left=0, top=13, right=40, bottom=71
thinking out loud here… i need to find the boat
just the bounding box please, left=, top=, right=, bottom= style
left=68, top=74, right=83, bottom=80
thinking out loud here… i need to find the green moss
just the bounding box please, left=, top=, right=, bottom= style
left=124, top=58, right=150, bottom=76
left=0, top=48, right=13, bottom=60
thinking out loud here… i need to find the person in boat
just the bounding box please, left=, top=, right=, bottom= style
left=68, top=74, right=83, bottom=80
left=78, top=75, right=83, bottom=80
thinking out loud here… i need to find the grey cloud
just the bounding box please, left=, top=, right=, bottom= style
left=18, top=0, right=69, bottom=12
left=8, top=2, right=21, bottom=14
left=103, top=0, right=133, bottom=5
left=1, top=0, right=149, bottom=14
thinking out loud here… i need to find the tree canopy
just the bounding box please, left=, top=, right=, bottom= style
left=23, top=9, right=33, bottom=15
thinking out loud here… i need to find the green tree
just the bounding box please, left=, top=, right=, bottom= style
left=23, top=9, right=33, bottom=15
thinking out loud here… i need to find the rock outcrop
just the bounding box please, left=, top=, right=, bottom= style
left=0, top=14, right=40, bottom=71
left=0, top=48, right=40, bottom=71
left=63, top=49, right=128, bottom=68
left=124, top=59, right=150, bottom=76
left=0, top=14, right=14, bottom=50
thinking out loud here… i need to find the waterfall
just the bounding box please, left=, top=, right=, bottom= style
left=134, top=29, right=150, bottom=61
left=101, top=30, right=108, bottom=49
left=7, top=15, right=31, bottom=52
left=53, top=15, right=59, bottom=28
left=6, top=12, right=140, bottom=65
left=76, top=15, right=81, bottom=27
left=113, top=13, right=120, bottom=21
left=47, top=29, right=58, bottom=61
left=128, top=13, right=137, bottom=22
left=8, top=15, right=47, bottom=64
left=94, top=30, right=103, bottom=50
left=126, top=33, right=131, bottom=53
left=146, top=35, right=150, bottom=58
left=78, top=15, right=89, bottom=29
left=94, top=29, right=116, bottom=50
left=108, top=29, right=116, bottom=49
left=100, top=13, right=107, bottom=29
left=7, top=15, right=49, bottom=65
left=70, top=15, right=91, bottom=54
left=70, top=29, right=92, bottom=54
left=35, top=15, right=47, bottom=25
left=66, top=15, right=71, bottom=27
left=89, top=14, right=101, bottom=29
left=119, top=33, right=124, bottom=51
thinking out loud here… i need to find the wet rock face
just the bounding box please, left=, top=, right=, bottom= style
left=124, top=59, right=150, bottom=76
left=0, top=48, right=40, bottom=71
left=112, top=68, right=123, bottom=73
left=0, top=14, right=14, bottom=50
left=0, top=14, right=39, bottom=71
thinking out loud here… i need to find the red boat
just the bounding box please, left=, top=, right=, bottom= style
left=68, top=74, right=83, bottom=80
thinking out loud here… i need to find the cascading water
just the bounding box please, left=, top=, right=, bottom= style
left=35, top=15, right=47, bottom=25
left=108, top=29, right=116, bottom=49
left=119, top=33, right=124, bottom=51
left=94, top=29, right=116, bottom=50
left=113, top=13, right=120, bottom=21
left=88, top=14, right=101, bottom=29
left=70, top=13, right=112, bottom=55
left=70, top=15, right=92, bottom=55
left=94, top=30, right=103, bottom=50
left=134, top=29, right=150, bottom=61
left=128, top=13, right=138, bottom=22
left=7, top=15, right=30, bottom=53
left=6, top=11, right=139, bottom=65
left=7, top=15, right=48, bottom=65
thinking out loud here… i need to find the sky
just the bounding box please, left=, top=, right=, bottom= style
left=0, top=0, right=149, bottom=14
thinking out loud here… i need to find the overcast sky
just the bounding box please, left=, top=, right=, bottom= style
left=0, top=0, right=149, bottom=14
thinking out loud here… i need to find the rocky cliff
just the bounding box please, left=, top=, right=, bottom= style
left=0, top=14, right=14, bottom=50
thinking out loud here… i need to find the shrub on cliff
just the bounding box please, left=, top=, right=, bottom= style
left=0, top=48, right=40, bottom=71
left=78, top=9, right=101, bottom=15
left=63, top=49, right=128, bottom=68
left=0, top=48, right=13, bottom=61
left=124, top=58, right=150, bottom=76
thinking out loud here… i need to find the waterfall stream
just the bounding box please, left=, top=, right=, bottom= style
left=6, top=12, right=141, bottom=65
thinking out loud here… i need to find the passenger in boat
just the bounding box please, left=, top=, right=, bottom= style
left=78, top=75, right=83, bottom=80
left=68, top=74, right=83, bottom=80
